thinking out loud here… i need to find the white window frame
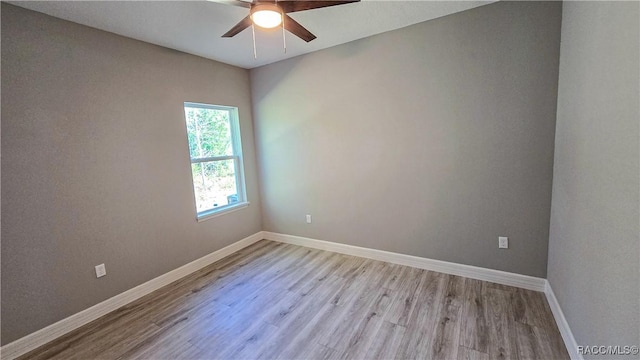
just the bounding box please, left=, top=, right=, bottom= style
left=183, top=102, right=248, bottom=221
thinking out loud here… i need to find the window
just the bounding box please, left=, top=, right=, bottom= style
left=183, top=102, right=247, bottom=220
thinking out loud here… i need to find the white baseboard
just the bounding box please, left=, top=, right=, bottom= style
left=3, top=231, right=579, bottom=360
left=263, top=232, right=546, bottom=292
left=544, top=280, right=583, bottom=360
left=0, top=231, right=265, bottom=360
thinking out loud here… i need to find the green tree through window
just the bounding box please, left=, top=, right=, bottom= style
left=183, top=103, right=246, bottom=218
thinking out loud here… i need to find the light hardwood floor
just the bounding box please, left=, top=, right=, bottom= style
left=19, top=240, right=569, bottom=360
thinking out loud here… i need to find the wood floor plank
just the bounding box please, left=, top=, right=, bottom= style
left=362, top=321, right=406, bottom=360
left=329, top=286, right=395, bottom=357
left=539, top=323, right=571, bottom=359
left=124, top=340, right=203, bottom=360
left=117, top=310, right=215, bottom=360
left=430, top=274, right=466, bottom=360
left=483, top=287, right=519, bottom=360
left=384, top=266, right=425, bottom=326
left=19, top=240, right=569, bottom=360
left=254, top=276, right=347, bottom=359
left=515, top=321, right=542, bottom=360
left=288, top=261, right=411, bottom=359
left=289, top=342, right=339, bottom=360
left=380, top=263, right=407, bottom=291
left=211, top=320, right=279, bottom=360
left=262, top=258, right=346, bottom=328
left=229, top=274, right=347, bottom=359
left=511, top=288, right=558, bottom=331
left=133, top=241, right=291, bottom=327
left=460, top=278, right=489, bottom=353
left=333, top=256, right=366, bottom=279
left=26, top=321, right=161, bottom=360
left=317, top=261, right=393, bottom=349
left=396, top=270, right=448, bottom=359
left=287, top=253, right=346, bottom=293
left=515, top=321, right=570, bottom=360
left=328, top=259, right=382, bottom=307
left=265, top=299, right=352, bottom=359
left=185, top=284, right=291, bottom=352
left=273, top=301, right=346, bottom=360
left=457, top=346, right=490, bottom=360
left=151, top=243, right=302, bottom=329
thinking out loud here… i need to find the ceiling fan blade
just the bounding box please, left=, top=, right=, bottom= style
left=222, top=15, right=253, bottom=37
left=279, top=0, right=359, bottom=13
left=206, top=0, right=251, bottom=9
left=283, top=15, right=316, bottom=42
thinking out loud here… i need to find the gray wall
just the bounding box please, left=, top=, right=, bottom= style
left=251, top=1, right=561, bottom=278
left=1, top=4, right=262, bottom=345
left=547, top=2, right=640, bottom=357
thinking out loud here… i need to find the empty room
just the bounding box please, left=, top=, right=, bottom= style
left=1, top=1, right=638, bottom=359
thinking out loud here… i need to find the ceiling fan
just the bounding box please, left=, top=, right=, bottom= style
left=212, top=0, right=360, bottom=43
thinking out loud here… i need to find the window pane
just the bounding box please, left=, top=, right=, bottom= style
left=184, top=106, right=233, bottom=158
left=191, top=159, right=239, bottom=213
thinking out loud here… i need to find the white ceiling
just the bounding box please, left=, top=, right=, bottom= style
left=9, top=0, right=494, bottom=69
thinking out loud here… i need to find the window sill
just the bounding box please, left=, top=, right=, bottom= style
left=196, top=202, right=250, bottom=222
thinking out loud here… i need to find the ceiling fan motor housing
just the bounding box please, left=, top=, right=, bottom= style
left=250, top=3, right=283, bottom=29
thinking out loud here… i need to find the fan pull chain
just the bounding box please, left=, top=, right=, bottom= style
left=251, top=23, right=257, bottom=59
left=282, top=14, right=286, bottom=53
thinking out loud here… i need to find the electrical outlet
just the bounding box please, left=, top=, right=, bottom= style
left=498, top=237, right=509, bottom=249
left=306, top=214, right=312, bottom=224
left=95, top=263, right=106, bottom=278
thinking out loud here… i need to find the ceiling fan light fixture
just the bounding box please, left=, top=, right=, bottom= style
left=250, top=4, right=283, bottom=29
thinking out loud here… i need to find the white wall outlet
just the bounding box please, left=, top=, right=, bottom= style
left=498, top=237, right=509, bottom=249
left=95, top=263, right=106, bottom=278
left=306, top=214, right=312, bottom=224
